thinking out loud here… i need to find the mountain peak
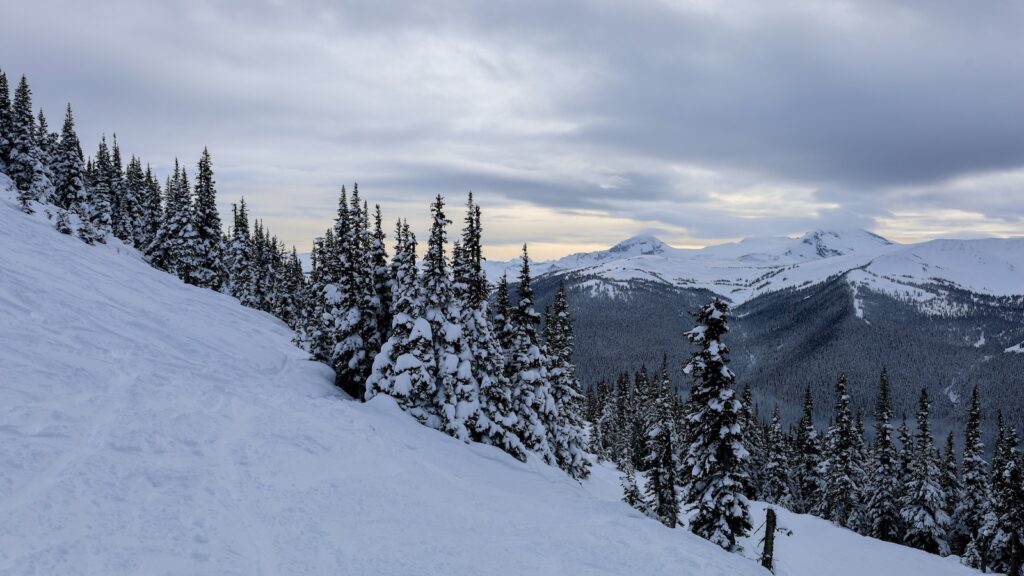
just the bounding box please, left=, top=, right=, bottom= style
left=798, top=229, right=892, bottom=258
left=608, top=234, right=669, bottom=256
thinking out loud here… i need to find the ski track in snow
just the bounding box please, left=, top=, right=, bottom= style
left=0, top=183, right=982, bottom=576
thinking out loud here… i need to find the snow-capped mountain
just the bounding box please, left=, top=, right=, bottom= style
left=488, top=229, right=1024, bottom=306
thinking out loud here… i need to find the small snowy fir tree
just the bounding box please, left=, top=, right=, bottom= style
left=793, top=387, right=823, bottom=514
left=108, top=136, right=133, bottom=242
left=421, top=194, right=476, bottom=438
left=980, top=413, right=1024, bottom=574
left=761, top=406, right=794, bottom=508
left=227, top=198, right=254, bottom=304
left=900, top=388, right=950, bottom=555
left=681, top=298, right=751, bottom=551
left=956, top=387, right=991, bottom=565
left=324, top=186, right=368, bottom=399
left=492, top=273, right=516, bottom=354
left=619, top=442, right=646, bottom=513
left=739, top=385, right=766, bottom=499
left=644, top=363, right=679, bottom=527
left=816, top=374, right=865, bottom=528
left=454, top=198, right=527, bottom=461
left=0, top=71, right=10, bottom=171
left=544, top=281, right=590, bottom=479
left=866, top=368, right=903, bottom=543
left=189, top=148, right=226, bottom=291
left=506, top=245, right=554, bottom=463
left=366, top=221, right=437, bottom=421
left=8, top=76, right=43, bottom=210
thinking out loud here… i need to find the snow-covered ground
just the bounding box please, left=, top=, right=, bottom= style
left=0, top=181, right=981, bottom=575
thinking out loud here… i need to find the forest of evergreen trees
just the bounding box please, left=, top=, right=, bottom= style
left=5, top=69, right=1023, bottom=572
left=588, top=299, right=1024, bottom=573
left=0, top=70, right=591, bottom=482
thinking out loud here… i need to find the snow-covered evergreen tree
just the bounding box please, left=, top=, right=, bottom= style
left=544, top=281, right=590, bottom=479
left=740, top=385, right=766, bottom=500
left=617, top=439, right=646, bottom=514
left=681, top=298, right=751, bottom=551
left=816, top=374, right=865, bottom=528
left=147, top=161, right=194, bottom=276
left=323, top=186, right=367, bottom=398
left=138, top=164, right=162, bottom=249
left=901, top=388, right=950, bottom=555
left=420, top=194, right=476, bottom=438
left=492, top=273, right=515, bottom=354
left=227, top=198, right=253, bottom=304
left=453, top=197, right=526, bottom=461
left=506, top=245, right=554, bottom=463
left=793, top=387, right=822, bottom=514
left=189, top=148, right=226, bottom=291
left=645, top=362, right=679, bottom=527
left=867, top=367, right=903, bottom=543
left=981, top=413, right=1024, bottom=574
left=0, top=71, right=10, bottom=171
left=8, top=76, right=40, bottom=205
left=108, top=135, right=132, bottom=242
left=367, top=221, right=436, bottom=419
left=762, top=406, right=794, bottom=508
left=956, top=386, right=991, bottom=565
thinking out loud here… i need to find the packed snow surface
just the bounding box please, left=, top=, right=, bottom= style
left=485, top=228, right=1024, bottom=305
left=0, top=182, right=981, bottom=575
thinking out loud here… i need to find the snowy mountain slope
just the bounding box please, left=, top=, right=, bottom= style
left=485, top=229, right=1024, bottom=306
left=0, top=180, right=982, bottom=576
left=0, top=179, right=760, bottom=575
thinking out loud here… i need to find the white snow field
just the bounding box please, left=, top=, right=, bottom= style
left=0, top=182, right=979, bottom=575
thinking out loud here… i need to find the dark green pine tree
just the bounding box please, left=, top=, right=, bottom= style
left=681, top=298, right=751, bottom=551
left=492, top=273, right=516, bottom=354
left=817, top=374, right=865, bottom=528
left=108, top=135, right=132, bottom=242
left=87, top=135, right=115, bottom=238
left=325, top=186, right=367, bottom=398
left=190, top=148, right=226, bottom=290
left=956, top=386, right=992, bottom=565
left=867, top=368, right=903, bottom=543
left=645, top=362, right=679, bottom=528
left=147, top=161, right=193, bottom=274
left=123, top=156, right=147, bottom=247
left=52, top=105, right=95, bottom=239
left=8, top=76, right=37, bottom=196
left=740, top=385, right=766, bottom=500
left=940, top=431, right=961, bottom=530
left=228, top=198, right=253, bottom=305
left=34, top=109, right=57, bottom=205
left=761, top=406, right=794, bottom=507
left=630, top=365, right=654, bottom=471
left=138, top=164, right=163, bottom=249
left=611, top=372, right=633, bottom=465
left=367, top=204, right=392, bottom=352
left=981, top=413, right=1024, bottom=574
left=793, top=387, right=823, bottom=514
left=0, top=70, right=11, bottom=170
left=900, top=388, right=950, bottom=555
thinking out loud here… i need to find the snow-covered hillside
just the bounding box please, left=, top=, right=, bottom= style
left=0, top=181, right=980, bottom=575
left=485, top=229, right=1024, bottom=306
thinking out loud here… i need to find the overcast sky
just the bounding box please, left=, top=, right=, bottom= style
left=4, top=0, right=1024, bottom=259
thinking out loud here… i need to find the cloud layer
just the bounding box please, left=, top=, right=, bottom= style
left=4, top=0, right=1023, bottom=258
